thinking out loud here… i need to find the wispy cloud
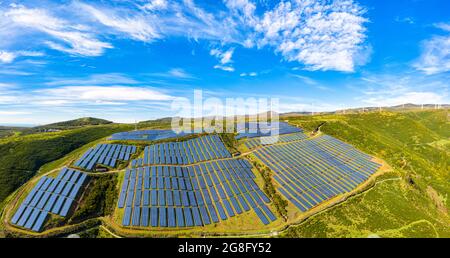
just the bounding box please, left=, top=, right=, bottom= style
left=145, top=68, right=197, bottom=80
left=4, top=5, right=112, bottom=56
left=414, top=22, right=450, bottom=75
left=240, top=72, right=257, bottom=77
left=0, top=50, right=43, bottom=63
left=355, top=72, right=449, bottom=106
left=76, top=2, right=160, bottom=42
left=45, top=73, right=139, bottom=86
left=210, top=48, right=235, bottom=72
left=0, top=1, right=369, bottom=72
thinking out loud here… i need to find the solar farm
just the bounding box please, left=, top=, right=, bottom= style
left=118, top=159, right=276, bottom=228
left=10, top=168, right=88, bottom=232
left=134, top=135, right=231, bottom=166
left=110, top=129, right=193, bottom=141
left=235, top=122, right=303, bottom=139
left=245, top=132, right=309, bottom=149
left=252, top=134, right=381, bottom=212
left=6, top=122, right=384, bottom=236
left=74, top=143, right=137, bottom=171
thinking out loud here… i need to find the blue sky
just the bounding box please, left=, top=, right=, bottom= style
left=0, top=0, right=449, bottom=125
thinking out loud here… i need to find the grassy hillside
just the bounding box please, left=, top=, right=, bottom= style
left=20, top=117, right=113, bottom=135
left=0, top=126, right=26, bottom=139
left=42, top=117, right=112, bottom=127
left=0, top=124, right=133, bottom=204
left=281, top=110, right=450, bottom=237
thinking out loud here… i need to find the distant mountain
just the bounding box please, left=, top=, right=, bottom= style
left=19, top=117, right=113, bottom=135
left=40, top=117, right=113, bottom=128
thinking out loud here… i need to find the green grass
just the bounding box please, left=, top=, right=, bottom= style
left=0, top=124, right=133, bottom=203
left=280, top=110, right=450, bottom=238
left=70, top=174, right=118, bottom=223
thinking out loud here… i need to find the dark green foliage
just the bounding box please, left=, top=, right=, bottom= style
left=0, top=124, right=132, bottom=203
left=219, top=133, right=239, bottom=155
left=70, top=174, right=118, bottom=223
left=252, top=160, right=288, bottom=219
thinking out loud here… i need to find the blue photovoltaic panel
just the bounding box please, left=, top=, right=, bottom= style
left=159, top=207, right=167, bottom=227
left=117, top=154, right=278, bottom=227
left=132, top=207, right=141, bottom=226
left=17, top=207, right=33, bottom=227
left=150, top=207, right=158, bottom=227
left=24, top=208, right=40, bottom=229
left=141, top=207, right=149, bottom=227
left=254, top=207, right=269, bottom=225
left=11, top=204, right=27, bottom=225
left=183, top=208, right=194, bottom=227
left=31, top=210, right=48, bottom=232
left=167, top=208, right=176, bottom=227
left=191, top=207, right=202, bottom=226
left=123, top=207, right=132, bottom=226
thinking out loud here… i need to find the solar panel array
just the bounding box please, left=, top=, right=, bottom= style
left=136, top=135, right=232, bottom=166
left=245, top=132, right=309, bottom=150
left=235, top=122, right=302, bottom=140
left=110, top=129, right=193, bottom=141
left=118, top=159, right=276, bottom=227
left=74, top=144, right=137, bottom=170
left=253, top=135, right=381, bottom=212
left=11, top=168, right=88, bottom=232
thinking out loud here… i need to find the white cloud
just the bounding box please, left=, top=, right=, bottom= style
left=167, top=68, right=195, bottom=79
left=45, top=73, right=139, bottom=86
left=0, top=110, right=32, bottom=115
left=356, top=73, right=449, bottom=106
left=0, top=1, right=369, bottom=72
left=240, top=72, right=257, bottom=77
left=210, top=48, right=235, bottom=71
left=414, top=23, right=450, bottom=75
left=77, top=3, right=160, bottom=42
left=210, top=48, right=234, bottom=64
left=5, top=5, right=112, bottom=56
left=214, top=65, right=235, bottom=72
left=0, top=51, right=16, bottom=63
left=254, top=1, right=368, bottom=72
left=0, top=50, right=44, bottom=63
left=363, top=92, right=445, bottom=106
left=36, top=86, right=174, bottom=102
left=141, top=0, right=168, bottom=11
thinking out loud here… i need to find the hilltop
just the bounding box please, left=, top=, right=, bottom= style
left=36, top=117, right=113, bottom=129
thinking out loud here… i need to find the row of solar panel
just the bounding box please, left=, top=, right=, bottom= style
left=74, top=144, right=137, bottom=170
left=255, top=150, right=376, bottom=211
left=122, top=199, right=277, bottom=227
left=235, top=122, right=303, bottom=140
left=253, top=135, right=381, bottom=212
left=245, top=132, right=309, bottom=149
left=138, top=135, right=231, bottom=166
left=109, top=129, right=193, bottom=141
left=119, top=159, right=276, bottom=226
left=11, top=168, right=88, bottom=232
left=127, top=159, right=254, bottom=180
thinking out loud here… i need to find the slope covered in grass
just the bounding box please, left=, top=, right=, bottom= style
left=281, top=110, right=450, bottom=237
left=0, top=124, right=132, bottom=204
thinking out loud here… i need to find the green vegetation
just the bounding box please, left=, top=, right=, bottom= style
left=0, top=126, right=26, bottom=139
left=20, top=117, right=113, bottom=135
left=0, top=124, right=132, bottom=204
left=281, top=110, right=450, bottom=237
left=251, top=160, right=288, bottom=220
left=219, top=133, right=240, bottom=155
left=70, top=174, right=118, bottom=223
